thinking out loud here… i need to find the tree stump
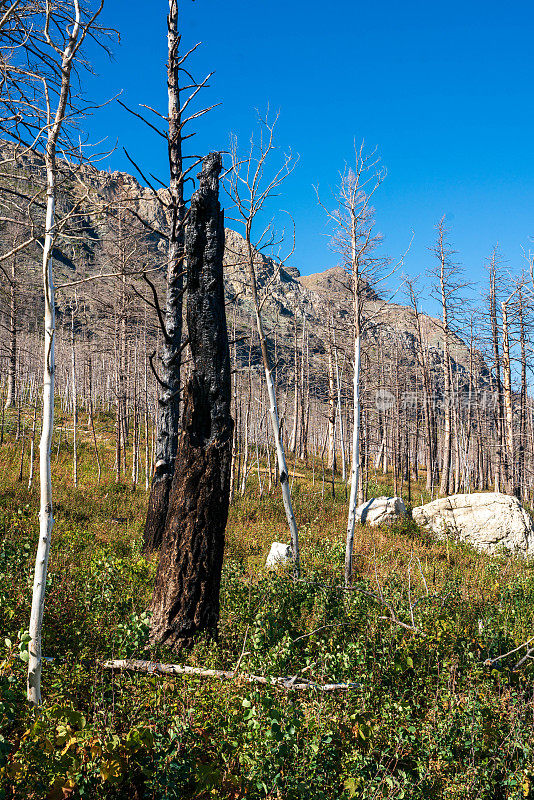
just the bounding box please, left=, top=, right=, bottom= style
left=149, top=152, right=233, bottom=649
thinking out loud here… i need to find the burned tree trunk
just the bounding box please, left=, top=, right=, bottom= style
left=149, top=153, right=233, bottom=649
left=143, top=0, right=185, bottom=554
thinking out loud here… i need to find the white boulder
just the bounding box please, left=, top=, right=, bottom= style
left=356, top=496, right=406, bottom=526
left=266, top=542, right=292, bottom=568
left=412, top=492, right=534, bottom=556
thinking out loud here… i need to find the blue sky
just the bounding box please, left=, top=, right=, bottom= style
left=85, top=0, right=534, bottom=312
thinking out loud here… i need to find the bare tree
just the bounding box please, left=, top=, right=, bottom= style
left=406, top=279, right=438, bottom=494
left=6, top=0, right=109, bottom=707
left=485, top=247, right=509, bottom=493
left=318, top=143, right=385, bottom=586
left=3, top=255, right=17, bottom=407
left=142, top=0, right=187, bottom=553
left=429, top=218, right=467, bottom=497
left=501, top=287, right=518, bottom=495
left=226, top=113, right=300, bottom=577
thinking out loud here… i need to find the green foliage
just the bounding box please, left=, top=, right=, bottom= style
left=1, top=432, right=534, bottom=798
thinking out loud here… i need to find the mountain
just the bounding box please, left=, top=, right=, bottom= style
left=0, top=143, right=487, bottom=401
left=223, top=229, right=486, bottom=397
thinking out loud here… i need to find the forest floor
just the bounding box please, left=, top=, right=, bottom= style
left=1, top=407, right=534, bottom=799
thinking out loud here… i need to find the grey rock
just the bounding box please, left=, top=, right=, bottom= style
left=412, top=492, right=534, bottom=556
left=266, top=542, right=292, bottom=568
left=356, top=496, right=406, bottom=526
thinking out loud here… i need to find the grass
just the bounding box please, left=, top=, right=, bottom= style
left=1, top=405, right=534, bottom=798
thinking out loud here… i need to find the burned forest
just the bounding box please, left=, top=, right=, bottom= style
left=2, top=2, right=534, bottom=799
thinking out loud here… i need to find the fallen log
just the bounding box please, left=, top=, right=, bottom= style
left=101, top=659, right=357, bottom=692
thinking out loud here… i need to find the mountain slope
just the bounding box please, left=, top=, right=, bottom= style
left=0, top=144, right=486, bottom=401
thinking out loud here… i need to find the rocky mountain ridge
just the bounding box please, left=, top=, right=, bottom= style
left=0, top=142, right=487, bottom=398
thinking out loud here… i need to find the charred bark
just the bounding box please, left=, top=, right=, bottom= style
left=149, top=153, right=233, bottom=649
left=143, top=0, right=185, bottom=554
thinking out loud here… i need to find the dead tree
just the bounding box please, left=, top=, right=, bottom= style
left=327, top=315, right=337, bottom=473
left=429, top=219, right=467, bottom=497
left=143, top=0, right=187, bottom=553
left=487, top=249, right=509, bottom=493
left=149, top=153, right=233, bottom=649
left=4, top=255, right=17, bottom=407
left=434, top=220, right=453, bottom=496
left=318, top=144, right=387, bottom=586
left=407, top=280, right=438, bottom=493
left=517, top=285, right=529, bottom=499
left=501, top=288, right=517, bottom=495
left=226, top=113, right=300, bottom=576
left=23, top=0, right=108, bottom=708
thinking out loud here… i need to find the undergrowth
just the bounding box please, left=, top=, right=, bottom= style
left=1, top=408, right=534, bottom=798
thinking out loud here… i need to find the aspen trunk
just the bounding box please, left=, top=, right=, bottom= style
left=70, top=304, right=78, bottom=487
left=489, top=259, right=508, bottom=493
left=439, top=258, right=452, bottom=497
left=289, top=316, right=299, bottom=454
left=345, top=213, right=363, bottom=586
left=88, top=358, right=102, bottom=484
left=299, top=319, right=309, bottom=461
left=240, top=350, right=252, bottom=496
left=27, top=162, right=57, bottom=706
left=345, top=332, right=361, bottom=586
left=327, top=318, right=337, bottom=472
left=501, top=298, right=515, bottom=495
left=0, top=383, right=5, bottom=445
left=333, top=331, right=347, bottom=482
left=518, top=289, right=527, bottom=499
left=229, top=308, right=239, bottom=503
left=27, top=396, right=38, bottom=490
left=27, top=1, right=84, bottom=705
left=243, top=253, right=300, bottom=574
left=5, top=259, right=16, bottom=408
left=408, top=285, right=436, bottom=493
left=17, top=419, right=25, bottom=482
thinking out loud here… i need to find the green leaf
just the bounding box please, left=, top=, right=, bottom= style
left=100, top=758, right=123, bottom=783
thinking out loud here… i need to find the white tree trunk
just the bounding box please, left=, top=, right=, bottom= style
left=71, top=304, right=77, bottom=487
left=5, top=260, right=16, bottom=408
left=333, top=327, right=346, bottom=481
left=263, top=358, right=300, bottom=575
left=289, top=316, right=299, bottom=454
left=144, top=346, right=150, bottom=492
left=27, top=396, right=38, bottom=490
left=243, top=238, right=300, bottom=575
left=27, top=184, right=56, bottom=706
left=501, top=299, right=514, bottom=493
left=345, top=333, right=361, bottom=587
left=27, top=0, right=85, bottom=705
left=327, top=325, right=337, bottom=472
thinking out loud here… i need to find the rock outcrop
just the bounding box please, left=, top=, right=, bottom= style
left=356, top=496, right=406, bottom=527
left=412, top=493, right=534, bottom=556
